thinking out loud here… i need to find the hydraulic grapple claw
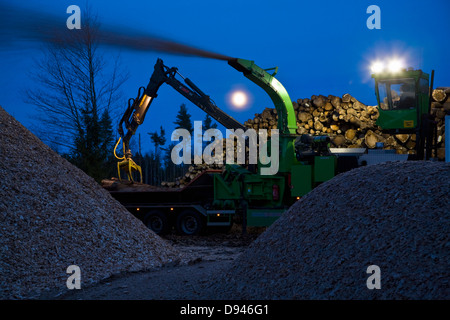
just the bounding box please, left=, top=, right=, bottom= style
left=117, top=158, right=142, bottom=183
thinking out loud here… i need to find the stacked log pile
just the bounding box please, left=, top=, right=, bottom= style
left=245, top=92, right=447, bottom=157
left=159, top=90, right=447, bottom=188
left=160, top=137, right=241, bottom=188
left=161, top=162, right=224, bottom=188
left=430, top=87, right=450, bottom=159
left=246, top=94, right=376, bottom=136
left=246, top=94, right=381, bottom=149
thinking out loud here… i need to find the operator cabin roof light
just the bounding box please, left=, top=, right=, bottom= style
left=371, top=61, right=385, bottom=74
left=371, top=58, right=406, bottom=74
left=387, top=58, right=404, bottom=73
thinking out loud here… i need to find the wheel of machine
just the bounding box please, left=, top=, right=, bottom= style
left=175, top=210, right=205, bottom=235
left=144, top=210, right=171, bottom=235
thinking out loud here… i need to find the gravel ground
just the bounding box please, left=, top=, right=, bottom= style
left=43, top=227, right=260, bottom=300
left=55, top=245, right=242, bottom=300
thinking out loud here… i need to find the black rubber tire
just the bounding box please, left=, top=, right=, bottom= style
left=175, top=210, right=205, bottom=235
left=144, top=210, right=171, bottom=235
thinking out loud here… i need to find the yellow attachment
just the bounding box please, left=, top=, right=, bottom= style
left=114, top=137, right=142, bottom=183
left=117, top=158, right=143, bottom=183
left=114, top=138, right=125, bottom=160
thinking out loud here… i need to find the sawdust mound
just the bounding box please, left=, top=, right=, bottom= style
left=0, top=106, right=186, bottom=299
left=205, top=161, right=450, bottom=299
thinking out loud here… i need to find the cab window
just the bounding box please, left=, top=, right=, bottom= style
left=377, top=78, right=416, bottom=110
left=419, top=77, right=429, bottom=94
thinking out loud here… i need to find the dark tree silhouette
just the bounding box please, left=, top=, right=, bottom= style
left=25, top=9, right=128, bottom=181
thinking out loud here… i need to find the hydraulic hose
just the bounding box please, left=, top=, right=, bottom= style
left=114, top=137, right=125, bottom=160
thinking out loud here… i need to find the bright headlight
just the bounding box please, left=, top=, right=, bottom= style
left=387, top=59, right=404, bottom=73
left=370, top=61, right=384, bottom=73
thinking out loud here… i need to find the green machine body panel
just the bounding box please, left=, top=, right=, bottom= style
left=213, top=165, right=285, bottom=207
left=314, top=156, right=336, bottom=182
left=290, top=165, right=312, bottom=196
left=290, top=156, right=335, bottom=197
left=372, top=69, right=430, bottom=131
left=243, top=174, right=285, bottom=207
left=213, top=164, right=287, bottom=227
left=377, top=109, right=417, bottom=129
left=213, top=165, right=246, bottom=200
left=246, top=208, right=286, bottom=227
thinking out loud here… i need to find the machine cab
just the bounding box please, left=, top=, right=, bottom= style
left=372, top=69, right=430, bottom=131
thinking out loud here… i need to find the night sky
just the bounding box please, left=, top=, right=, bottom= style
left=1, top=0, right=449, bottom=155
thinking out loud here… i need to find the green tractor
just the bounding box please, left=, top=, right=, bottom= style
left=372, top=67, right=436, bottom=160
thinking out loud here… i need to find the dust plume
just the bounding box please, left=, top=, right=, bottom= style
left=0, top=3, right=233, bottom=61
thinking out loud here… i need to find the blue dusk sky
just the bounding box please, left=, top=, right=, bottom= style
left=0, top=0, right=449, bottom=154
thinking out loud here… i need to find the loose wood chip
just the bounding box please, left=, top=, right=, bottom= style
left=0, top=106, right=189, bottom=299
left=203, top=161, right=450, bottom=299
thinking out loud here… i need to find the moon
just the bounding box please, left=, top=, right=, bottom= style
left=230, top=90, right=248, bottom=108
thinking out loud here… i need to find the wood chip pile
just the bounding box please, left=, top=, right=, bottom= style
left=203, top=161, right=449, bottom=299
left=0, top=106, right=187, bottom=299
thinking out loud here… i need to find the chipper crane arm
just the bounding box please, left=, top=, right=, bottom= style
left=115, top=58, right=246, bottom=182
left=228, top=58, right=299, bottom=174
